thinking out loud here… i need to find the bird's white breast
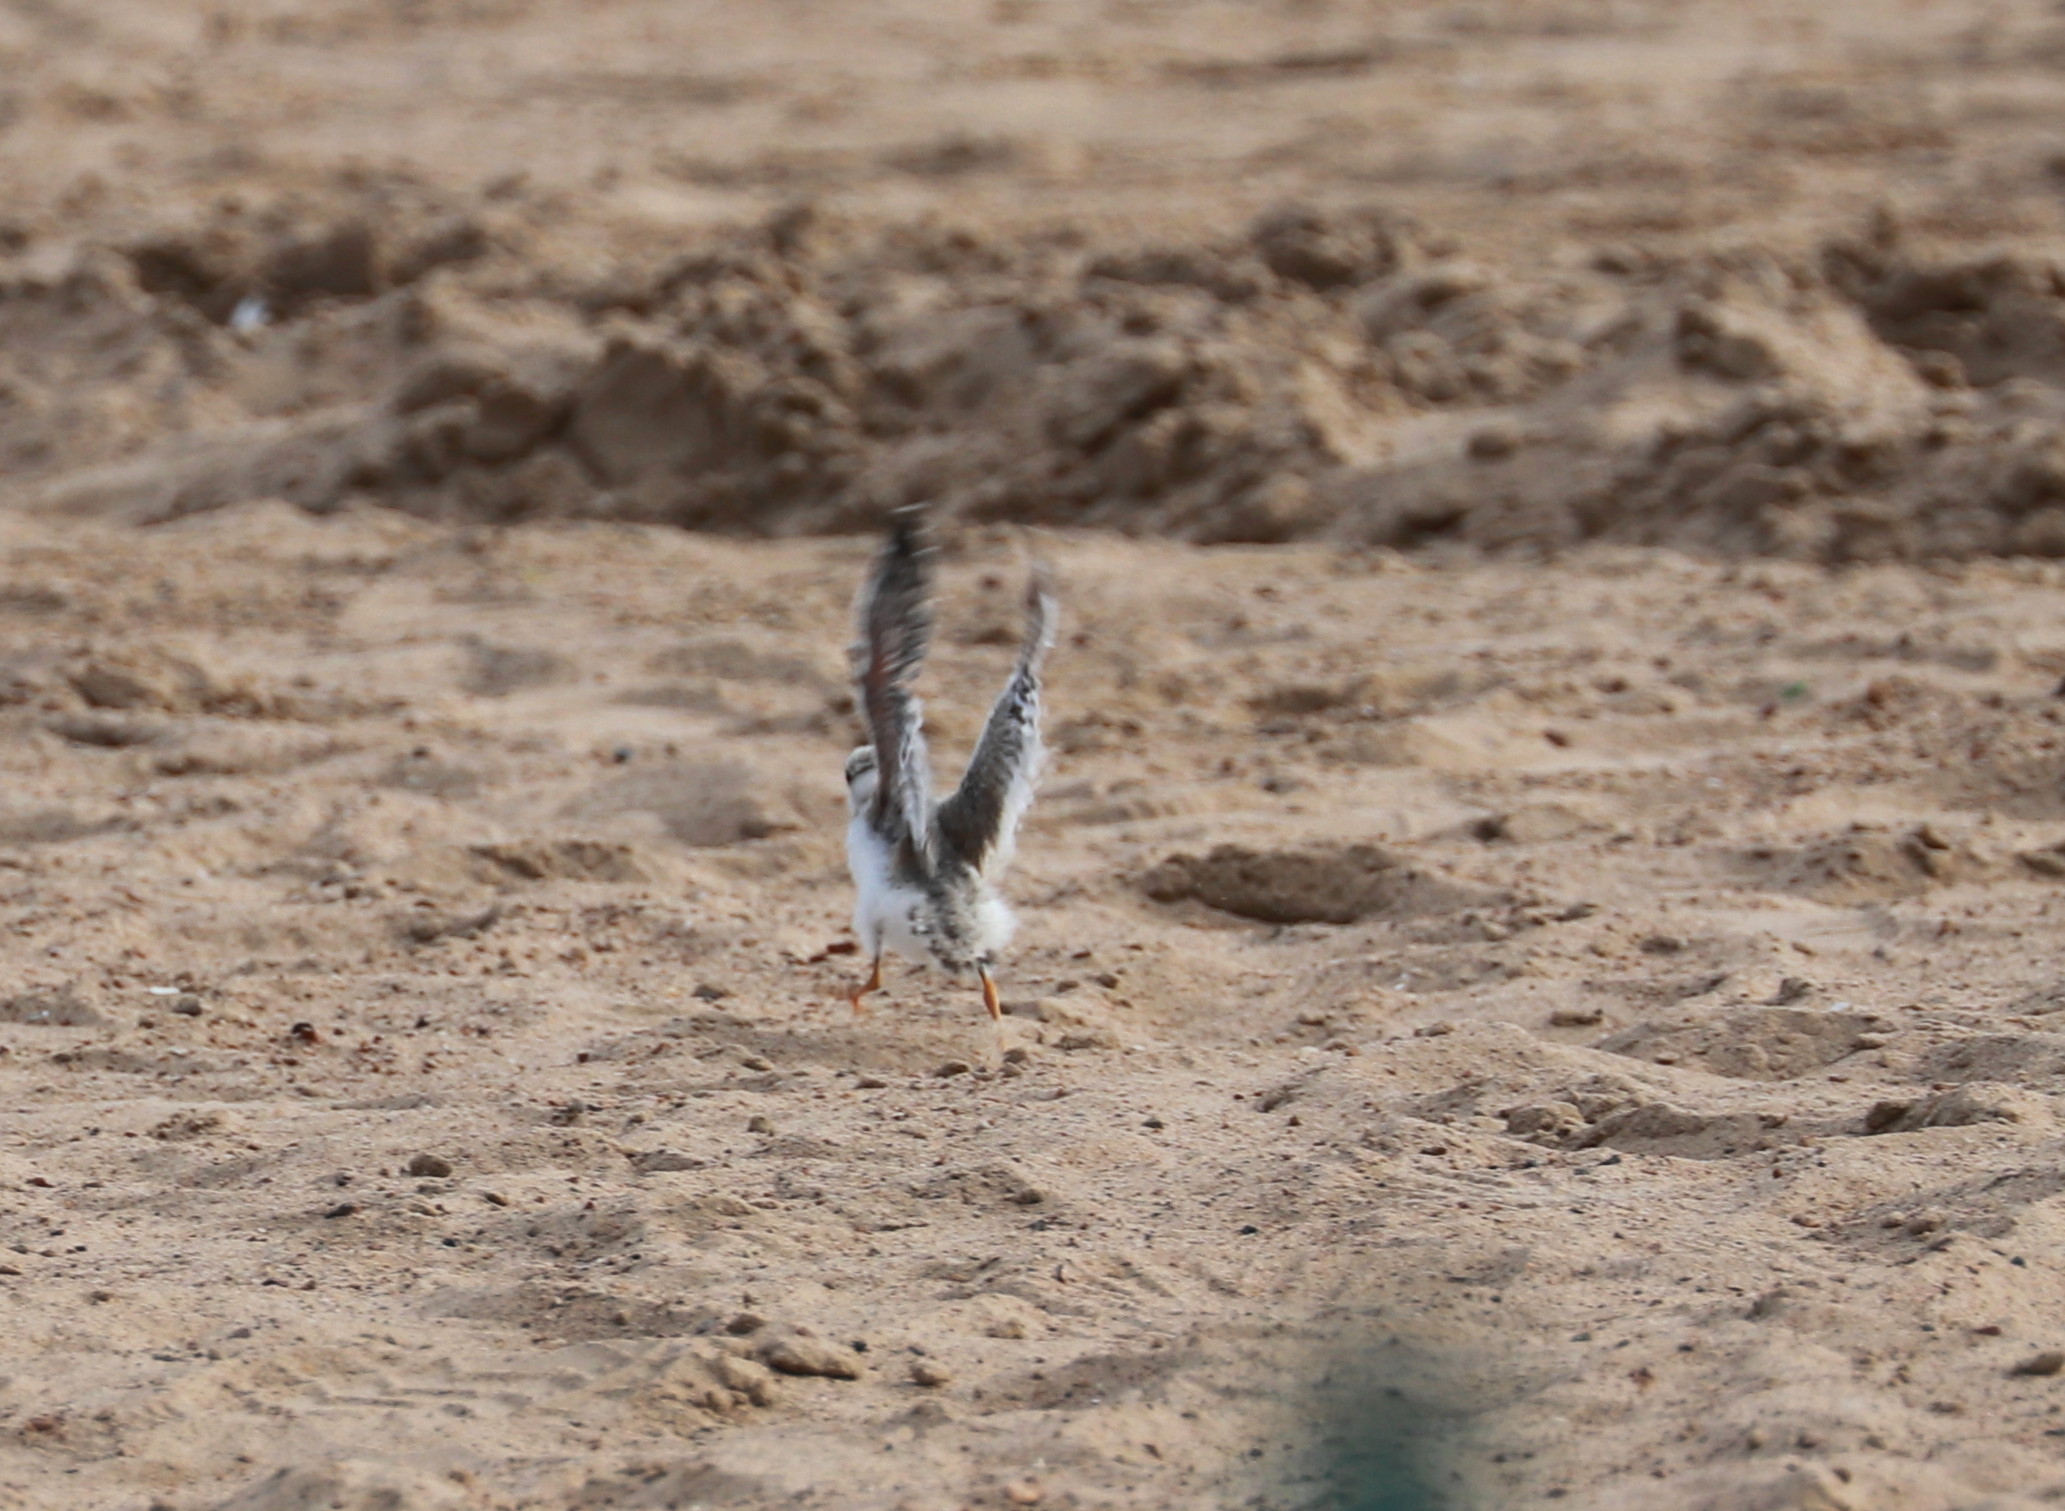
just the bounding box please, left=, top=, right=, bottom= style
left=846, top=814, right=930, bottom=964
left=973, top=890, right=1016, bottom=957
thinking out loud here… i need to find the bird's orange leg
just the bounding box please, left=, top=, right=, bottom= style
left=849, top=956, right=883, bottom=1016
left=979, top=966, right=1002, bottom=1022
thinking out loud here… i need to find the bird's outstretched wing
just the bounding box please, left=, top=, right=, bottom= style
left=852, top=512, right=936, bottom=870
left=935, top=563, right=1056, bottom=877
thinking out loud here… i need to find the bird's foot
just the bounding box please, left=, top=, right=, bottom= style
left=850, top=956, right=884, bottom=1016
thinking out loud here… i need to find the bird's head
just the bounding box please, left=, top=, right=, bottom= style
left=843, top=746, right=878, bottom=812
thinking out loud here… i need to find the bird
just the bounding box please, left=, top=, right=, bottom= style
left=844, top=512, right=1055, bottom=1022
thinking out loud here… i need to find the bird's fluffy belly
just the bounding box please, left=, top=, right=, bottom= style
left=973, top=891, right=1016, bottom=957
left=847, top=817, right=929, bottom=964
left=847, top=815, right=1015, bottom=973
left=873, top=889, right=944, bottom=968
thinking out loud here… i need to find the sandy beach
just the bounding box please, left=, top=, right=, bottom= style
left=9, top=3, right=2065, bottom=1507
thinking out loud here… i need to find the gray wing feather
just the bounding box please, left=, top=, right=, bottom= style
left=852, top=513, right=935, bottom=871
left=935, top=564, right=1056, bottom=877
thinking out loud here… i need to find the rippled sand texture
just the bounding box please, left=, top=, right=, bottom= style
left=7, top=3, right=2065, bottom=1510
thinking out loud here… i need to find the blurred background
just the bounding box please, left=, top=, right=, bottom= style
left=4, top=0, right=2063, bottom=557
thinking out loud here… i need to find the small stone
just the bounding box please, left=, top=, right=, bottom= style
left=1466, top=424, right=1518, bottom=460
left=716, top=1353, right=779, bottom=1406
left=171, top=996, right=205, bottom=1017
left=322, top=1203, right=358, bottom=1219
left=909, top=1359, right=952, bottom=1388
left=691, top=983, right=730, bottom=1001
left=747, top=1115, right=774, bottom=1135
left=932, top=1060, right=971, bottom=1078
left=1548, top=1005, right=1603, bottom=1028
left=1004, top=1482, right=1044, bottom=1506
left=760, top=1333, right=861, bottom=1379
left=2012, top=1350, right=2065, bottom=1377
left=725, top=1312, right=766, bottom=1335
left=856, top=1075, right=889, bottom=1089
left=406, top=1154, right=454, bottom=1179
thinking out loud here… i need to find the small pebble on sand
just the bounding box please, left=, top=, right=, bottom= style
left=760, top=1334, right=862, bottom=1379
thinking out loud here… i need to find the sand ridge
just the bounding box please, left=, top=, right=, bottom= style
left=9, top=3, right=2065, bottom=561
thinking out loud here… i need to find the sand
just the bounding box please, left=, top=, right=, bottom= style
left=9, top=2, right=2065, bottom=1509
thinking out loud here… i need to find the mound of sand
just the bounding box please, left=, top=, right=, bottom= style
left=12, top=192, right=2065, bottom=565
